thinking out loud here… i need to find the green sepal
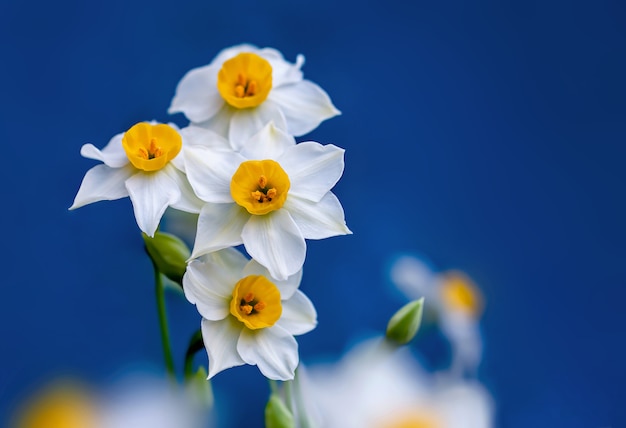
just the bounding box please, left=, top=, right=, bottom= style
left=142, top=231, right=190, bottom=285
left=386, top=297, right=425, bottom=345
left=265, top=393, right=295, bottom=428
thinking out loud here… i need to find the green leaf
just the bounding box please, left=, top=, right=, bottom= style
left=265, top=393, right=295, bottom=428
left=386, top=297, right=425, bottom=345
left=142, top=231, right=190, bottom=285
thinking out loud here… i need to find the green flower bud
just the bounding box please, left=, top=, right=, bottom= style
left=386, top=297, right=425, bottom=345
left=265, top=393, right=295, bottom=428
left=186, top=366, right=213, bottom=409
left=142, top=231, right=190, bottom=285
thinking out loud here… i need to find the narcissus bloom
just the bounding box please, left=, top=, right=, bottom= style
left=168, top=44, right=340, bottom=148
left=70, top=122, right=203, bottom=237
left=184, top=122, right=351, bottom=280
left=183, top=248, right=317, bottom=380
left=390, top=254, right=485, bottom=377
left=304, top=338, right=495, bottom=428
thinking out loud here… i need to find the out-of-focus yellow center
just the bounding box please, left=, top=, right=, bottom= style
left=230, top=275, right=282, bottom=330
left=217, top=53, right=273, bottom=109
left=122, top=122, right=182, bottom=172
left=12, top=383, right=98, bottom=428
left=230, top=160, right=290, bottom=215
left=379, top=410, right=443, bottom=428
left=439, top=271, right=483, bottom=317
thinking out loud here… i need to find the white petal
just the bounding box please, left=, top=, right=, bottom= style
left=180, top=125, right=231, bottom=150
left=190, top=203, right=247, bottom=259
left=183, top=250, right=246, bottom=320
left=237, top=325, right=299, bottom=380
left=242, top=259, right=303, bottom=300
left=241, top=210, right=306, bottom=281
left=269, top=80, right=340, bottom=136
left=279, top=142, right=345, bottom=202
left=194, top=104, right=234, bottom=140
left=183, top=266, right=229, bottom=321
left=389, top=255, right=437, bottom=302
left=69, top=164, right=133, bottom=210
left=168, top=64, right=225, bottom=123
left=210, top=43, right=260, bottom=66
left=202, top=318, right=246, bottom=379
left=229, top=100, right=287, bottom=150
left=163, top=165, right=204, bottom=213
left=239, top=122, right=295, bottom=161
left=126, top=170, right=180, bottom=237
left=79, top=133, right=128, bottom=168
left=284, top=193, right=351, bottom=239
left=268, top=52, right=305, bottom=87
left=184, top=145, right=244, bottom=203
left=277, top=290, right=317, bottom=336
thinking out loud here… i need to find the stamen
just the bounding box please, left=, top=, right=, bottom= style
left=253, top=301, right=266, bottom=312
left=137, top=148, right=149, bottom=160
left=244, top=292, right=255, bottom=303
left=235, top=85, right=245, bottom=98
left=258, top=175, right=267, bottom=188
left=251, top=190, right=263, bottom=201
left=240, top=305, right=253, bottom=315
left=237, top=73, right=246, bottom=86
left=246, top=80, right=257, bottom=96
left=266, top=188, right=277, bottom=200
left=147, top=139, right=163, bottom=159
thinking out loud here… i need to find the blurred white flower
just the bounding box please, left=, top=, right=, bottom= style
left=304, top=338, right=495, bottom=428
left=390, top=254, right=485, bottom=377
left=10, top=374, right=210, bottom=428
left=184, top=122, right=351, bottom=280
left=183, top=247, right=317, bottom=380
left=98, top=375, right=209, bottom=428
left=169, top=43, right=340, bottom=148
left=70, top=122, right=203, bottom=237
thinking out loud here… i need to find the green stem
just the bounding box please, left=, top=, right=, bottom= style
left=283, top=378, right=294, bottom=414
left=184, top=329, right=204, bottom=380
left=269, top=379, right=279, bottom=395
left=154, top=265, right=176, bottom=378
left=293, top=367, right=311, bottom=428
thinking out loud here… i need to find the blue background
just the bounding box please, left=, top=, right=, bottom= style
left=1, top=0, right=625, bottom=427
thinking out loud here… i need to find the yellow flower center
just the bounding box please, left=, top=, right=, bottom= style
left=439, top=271, right=483, bottom=317
left=217, top=53, right=273, bottom=109
left=379, top=410, right=443, bottom=428
left=230, top=275, right=282, bottom=330
left=122, top=122, right=182, bottom=172
left=13, top=383, right=98, bottom=428
left=230, top=160, right=290, bottom=215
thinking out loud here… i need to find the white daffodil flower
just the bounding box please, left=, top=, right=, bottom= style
left=168, top=43, right=340, bottom=148
left=183, top=247, right=317, bottom=381
left=69, top=122, right=204, bottom=237
left=390, top=254, right=485, bottom=377
left=184, top=122, right=351, bottom=281
left=304, top=338, right=495, bottom=428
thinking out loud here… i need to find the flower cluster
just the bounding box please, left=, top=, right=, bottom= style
left=70, top=44, right=350, bottom=381
left=390, top=253, right=485, bottom=377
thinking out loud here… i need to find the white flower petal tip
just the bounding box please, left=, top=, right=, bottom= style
left=182, top=249, right=314, bottom=380
left=168, top=44, right=340, bottom=141
left=70, top=122, right=200, bottom=236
